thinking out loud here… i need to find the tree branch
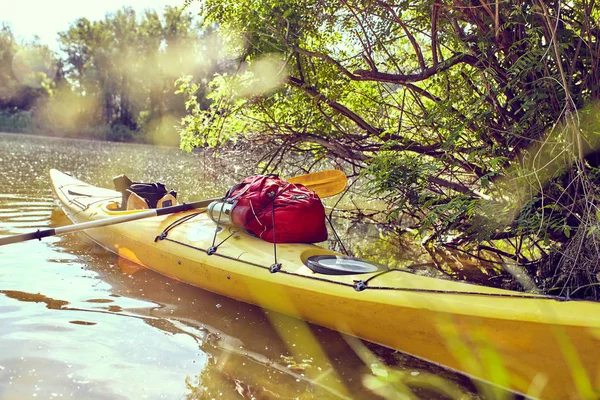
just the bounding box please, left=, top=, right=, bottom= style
left=353, top=53, right=480, bottom=83
left=428, top=175, right=488, bottom=198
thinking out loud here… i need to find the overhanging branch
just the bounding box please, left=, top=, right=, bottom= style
left=353, top=53, right=481, bottom=84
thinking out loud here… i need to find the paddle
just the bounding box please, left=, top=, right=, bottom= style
left=0, top=170, right=347, bottom=247
left=287, top=169, right=347, bottom=198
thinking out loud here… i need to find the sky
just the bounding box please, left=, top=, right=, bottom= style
left=0, top=0, right=188, bottom=50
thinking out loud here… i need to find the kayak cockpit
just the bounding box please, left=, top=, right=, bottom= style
left=299, top=249, right=388, bottom=275
left=102, top=201, right=147, bottom=216
left=304, top=255, right=387, bottom=275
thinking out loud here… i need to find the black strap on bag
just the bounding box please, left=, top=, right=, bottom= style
left=113, top=174, right=177, bottom=210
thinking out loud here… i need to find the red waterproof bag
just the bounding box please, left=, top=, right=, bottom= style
left=228, top=175, right=328, bottom=243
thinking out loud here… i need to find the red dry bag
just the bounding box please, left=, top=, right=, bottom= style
left=227, top=175, right=328, bottom=243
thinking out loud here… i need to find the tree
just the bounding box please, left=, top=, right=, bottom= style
left=57, top=6, right=212, bottom=143
left=0, top=25, right=55, bottom=110
left=179, top=0, right=600, bottom=297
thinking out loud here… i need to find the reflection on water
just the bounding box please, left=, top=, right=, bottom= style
left=0, top=133, right=481, bottom=399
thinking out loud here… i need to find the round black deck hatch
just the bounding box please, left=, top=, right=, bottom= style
left=304, top=255, right=386, bottom=275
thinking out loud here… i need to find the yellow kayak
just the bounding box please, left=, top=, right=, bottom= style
left=49, top=169, right=600, bottom=399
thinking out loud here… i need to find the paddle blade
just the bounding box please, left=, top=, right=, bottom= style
left=287, top=170, right=347, bottom=198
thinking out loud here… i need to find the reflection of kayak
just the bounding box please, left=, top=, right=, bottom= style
left=50, top=169, right=600, bottom=399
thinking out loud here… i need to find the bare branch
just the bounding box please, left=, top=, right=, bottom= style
left=354, top=53, right=480, bottom=84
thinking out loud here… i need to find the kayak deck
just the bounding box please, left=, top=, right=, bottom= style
left=50, top=169, right=600, bottom=399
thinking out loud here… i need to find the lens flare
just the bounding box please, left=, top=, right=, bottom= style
left=11, top=47, right=57, bottom=88
left=235, top=53, right=288, bottom=98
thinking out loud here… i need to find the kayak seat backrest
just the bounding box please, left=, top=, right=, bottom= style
left=126, top=190, right=150, bottom=210
left=157, top=192, right=177, bottom=208
left=129, top=183, right=170, bottom=208
left=113, top=174, right=177, bottom=210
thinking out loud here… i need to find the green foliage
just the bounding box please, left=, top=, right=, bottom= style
left=0, top=110, right=34, bottom=133
left=179, top=0, right=600, bottom=291
left=366, top=152, right=435, bottom=210
left=0, top=7, right=220, bottom=144
left=106, top=123, right=135, bottom=142
left=0, top=25, right=55, bottom=111
left=56, top=6, right=207, bottom=136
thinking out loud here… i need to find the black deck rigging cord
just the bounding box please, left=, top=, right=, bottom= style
left=325, top=214, right=348, bottom=255
left=161, top=235, right=571, bottom=301
left=269, top=201, right=281, bottom=273
left=155, top=211, right=204, bottom=242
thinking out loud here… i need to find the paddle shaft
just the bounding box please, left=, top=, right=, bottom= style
left=0, top=198, right=218, bottom=246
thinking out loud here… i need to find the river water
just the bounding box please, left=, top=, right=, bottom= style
left=0, top=132, right=483, bottom=400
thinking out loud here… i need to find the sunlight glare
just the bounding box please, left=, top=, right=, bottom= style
left=12, top=46, right=57, bottom=88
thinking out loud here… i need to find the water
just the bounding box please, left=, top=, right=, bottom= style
left=0, top=132, right=480, bottom=399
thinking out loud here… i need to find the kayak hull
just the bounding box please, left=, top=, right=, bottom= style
left=50, top=169, right=600, bottom=399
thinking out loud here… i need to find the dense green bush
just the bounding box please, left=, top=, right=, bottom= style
left=106, top=123, right=135, bottom=142
left=0, top=110, right=34, bottom=133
